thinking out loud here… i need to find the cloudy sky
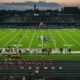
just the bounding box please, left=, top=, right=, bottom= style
left=0, top=0, right=80, bottom=5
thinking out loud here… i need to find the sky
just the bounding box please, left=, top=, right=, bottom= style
left=0, top=0, right=80, bottom=5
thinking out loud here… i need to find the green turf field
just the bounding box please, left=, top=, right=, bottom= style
left=0, top=54, right=80, bottom=60
left=0, top=29, right=80, bottom=51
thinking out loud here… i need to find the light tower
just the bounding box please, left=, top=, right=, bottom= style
left=34, top=4, right=37, bottom=11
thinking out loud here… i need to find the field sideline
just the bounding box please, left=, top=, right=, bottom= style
left=0, top=54, right=80, bottom=60
left=0, top=29, right=80, bottom=51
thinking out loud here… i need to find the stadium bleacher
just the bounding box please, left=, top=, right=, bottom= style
left=0, top=7, right=80, bottom=28
left=0, top=60, right=80, bottom=80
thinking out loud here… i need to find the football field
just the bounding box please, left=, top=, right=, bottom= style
left=0, top=29, right=80, bottom=51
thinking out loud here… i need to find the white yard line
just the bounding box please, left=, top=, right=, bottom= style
left=0, top=31, right=11, bottom=41
left=18, top=30, right=28, bottom=44
left=4, top=31, right=20, bottom=47
left=49, top=29, right=57, bottom=48
left=64, top=31, right=80, bottom=46
left=71, top=31, right=80, bottom=39
left=56, top=31, right=69, bottom=47
left=28, top=30, right=36, bottom=48
left=41, top=30, right=44, bottom=48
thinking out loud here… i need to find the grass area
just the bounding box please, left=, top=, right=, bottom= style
left=0, top=29, right=80, bottom=60
left=0, top=54, right=80, bottom=60
left=21, top=54, right=80, bottom=60
left=0, top=29, right=80, bottom=51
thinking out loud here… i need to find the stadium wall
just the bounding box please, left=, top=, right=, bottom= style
left=0, top=23, right=80, bottom=29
